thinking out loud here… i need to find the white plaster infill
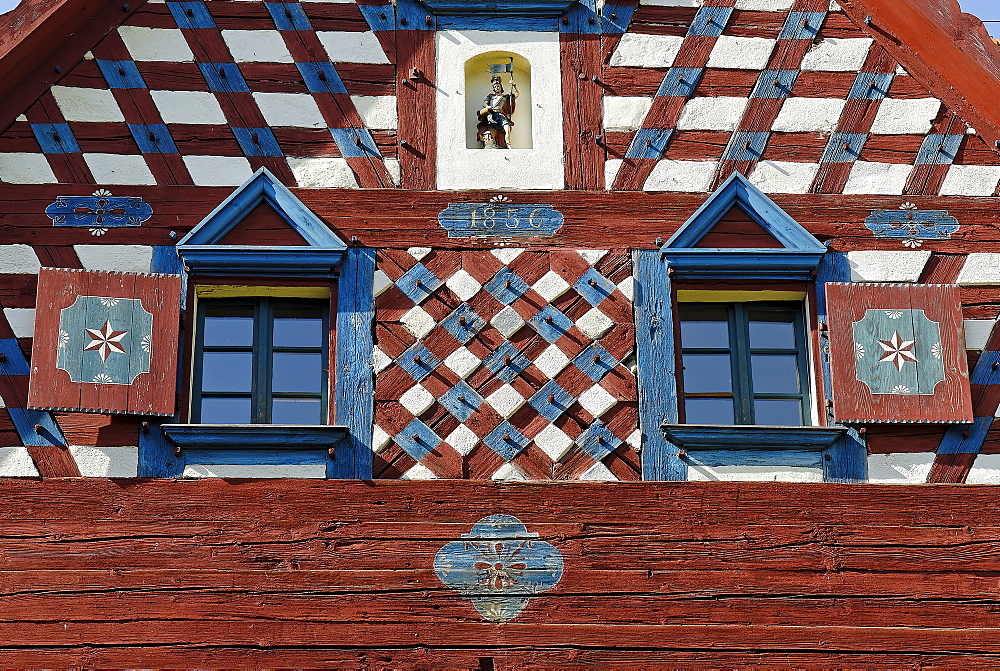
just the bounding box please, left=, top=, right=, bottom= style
left=847, top=250, right=931, bottom=283
left=866, top=453, right=935, bottom=484
left=436, top=30, right=564, bottom=190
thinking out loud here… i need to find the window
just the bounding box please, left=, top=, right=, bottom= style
left=679, top=301, right=810, bottom=426
left=192, top=297, right=329, bottom=425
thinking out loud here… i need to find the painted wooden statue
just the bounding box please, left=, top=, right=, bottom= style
left=477, top=60, right=519, bottom=149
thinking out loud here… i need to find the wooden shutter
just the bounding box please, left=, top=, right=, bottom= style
left=826, top=283, right=972, bottom=424
left=28, top=268, right=182, bottom=416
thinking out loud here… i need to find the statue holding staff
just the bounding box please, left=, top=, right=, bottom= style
left=477, top=58, right=519, bottom=149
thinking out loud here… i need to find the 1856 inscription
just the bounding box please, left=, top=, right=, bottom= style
left=438, top=202, right=563, bottom=238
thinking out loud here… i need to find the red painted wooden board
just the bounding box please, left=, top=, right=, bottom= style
left=1, top=479, right=1000, bottom=664
left=27, top=268, right=181, bottom=416
left=826, top=282, right=972, bottom=423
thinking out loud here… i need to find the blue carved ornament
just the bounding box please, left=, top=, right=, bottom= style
left=434, top=515, right=563, bottom=622
left=45, top=190, right=152, bottom=228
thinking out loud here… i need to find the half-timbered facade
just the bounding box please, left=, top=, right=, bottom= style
left=4, top=0, right=1000, bottom=662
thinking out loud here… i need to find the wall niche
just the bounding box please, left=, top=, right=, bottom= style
left=437, top=30, right=563, bottom=191
left=465, top=51, right=533, bottom=150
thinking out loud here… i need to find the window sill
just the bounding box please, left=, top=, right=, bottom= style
left=661, top=424, right=847, bottom=467
left=163, top=424, right=349, bottom=451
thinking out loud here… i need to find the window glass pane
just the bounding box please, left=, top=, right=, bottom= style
left=272, top=398, right=323, bottom=425
left=203, top=316, right=254, bottom=347
left=201, top=352, right=253, bottom=392
left=685, top=398, right=734, bottom=424
left=272, top=352, right=324, bottom=393
left=273, top=305, right=324, bottom=348
left=751, top=354, right=800, bottom=394
left=200, top=397, right=252, bottom=423
left=682, top=354, right=732, bottom=393
left=749, top=311, right=797, bottom=349
left=754, top=399, right=804, bottom=426
left=203, top=303, right=254, bottom=347
left=680, top=319, right=729, bottom=349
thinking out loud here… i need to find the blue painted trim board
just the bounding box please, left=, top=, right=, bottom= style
left=332, top=247, right=377, bottom=479
left=138, top=421, right=184, bottom=477
left=626, top=129, right=673, bottom=160
left=847, top=72, right=894, bottom=99
left=915, top=133, right=964, bottom=165
left=166, top=1, right=216, bottom=29
left=656, top=68, right=703, bottom=97
left=633, top=250, right=684, bottom=481
left=936, top=416, right=993, bottom=455
left=95, top=59, right=146, bottom=89
left=778, top=11, right=825, bottom=40
left=821, top=132, right=868, bottom=163
left=129, top=124, right=178, bottom=154
left=184, top=449, right=328, bottom=466
left=723, top=131, right=770, bottom=161
left=823, top=432, right=867, bottom=483
left=231, top=127, right=283, bottom=157
left=814, top=251, right=866, bottom=483
left=163, top=424, right=347, bottom=449
left=357, top=4, right=394, bottom=32
left=31, top=123, right=80, bottom=154
left=0, top=339, right=29, bottom=376
left=0, top=337, right=65, bottom=448
left=297, top=63, right=348, bottom=94
left=600, top=2, right=635, bottom=34
left=687, top=449, right=823, bottom=468
left=197, top=63, right=250, bottom=93
left=8, top=408, right=65, bottom=448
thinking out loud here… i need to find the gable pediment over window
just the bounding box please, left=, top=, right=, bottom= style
left=660, top=172, right=827, bottom=280
left=176, top=167, right=346, bottom=277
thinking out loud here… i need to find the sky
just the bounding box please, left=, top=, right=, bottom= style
left=961, top=0, right=1000, bottom=37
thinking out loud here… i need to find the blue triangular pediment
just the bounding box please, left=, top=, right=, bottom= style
left=177, top=168, right=346, bottom=277
left=179, top=168, right=345, bottom=249
left=664, top=172, right=825, bottom=252
left=660, top=173, right=826, bottom=279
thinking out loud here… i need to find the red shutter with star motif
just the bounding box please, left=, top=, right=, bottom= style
left=28, top=268, right=182, bottom=416
left=826, top=282, right=972, bottom=424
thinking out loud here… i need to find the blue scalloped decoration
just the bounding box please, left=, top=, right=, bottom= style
left=434, top=514, right=563, bottom=622
left=864, top=209, right=959, bottom=241
left=45, top=194, right=152, bottom=227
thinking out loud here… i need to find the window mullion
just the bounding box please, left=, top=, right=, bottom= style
left=253, top=299, right=271, bottom=423
left=732, top=304, right=754, bottom=424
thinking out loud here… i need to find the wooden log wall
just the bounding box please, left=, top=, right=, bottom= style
left=3, top=478, right=1000, bottom=665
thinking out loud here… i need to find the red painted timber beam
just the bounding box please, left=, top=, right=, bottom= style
left=839, top=0, right=1000, bottom=152
left=0, top=0, right=146, bottom=135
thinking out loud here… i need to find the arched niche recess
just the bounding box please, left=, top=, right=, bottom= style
left=464, top=51, right=533, bottom=149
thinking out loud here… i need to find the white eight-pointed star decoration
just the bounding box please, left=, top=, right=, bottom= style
left=84, top=321, right=128, bottom=362
left=877, top=331, right=917, bottom=371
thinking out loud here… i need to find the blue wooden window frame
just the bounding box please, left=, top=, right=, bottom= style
left=142, top=172, right=376, bottom=478
left=678, top=301, right=811, bottom=426
left=191, top=297, right=330, bottom=424
left=636, top=174, right=866, bottom=482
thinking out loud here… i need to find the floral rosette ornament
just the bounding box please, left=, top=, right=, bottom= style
left=434, top=515, right=563, bottom=622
